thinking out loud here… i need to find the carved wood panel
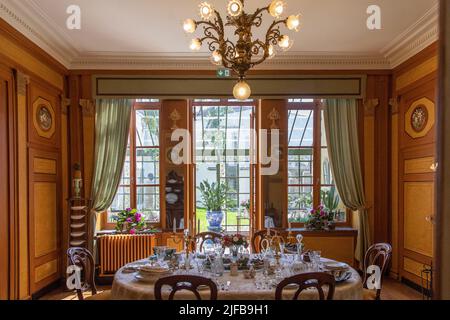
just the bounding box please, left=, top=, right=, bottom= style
left=0, top=67, right=12, bottom=300
left=398, top=73, right=436, bottom=287
left=28, top=145, right=61, bottom=292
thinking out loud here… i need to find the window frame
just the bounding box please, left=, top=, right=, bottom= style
left=287, top=100, right=350, bottom=227
left=192, top=99, right=256, bottom=233
left=104, top=101, right=162, bottom=230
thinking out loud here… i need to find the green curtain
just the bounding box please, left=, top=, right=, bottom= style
left=324, top=99, right=371, bottom=267
left=88, top=99, right=132, bottom=251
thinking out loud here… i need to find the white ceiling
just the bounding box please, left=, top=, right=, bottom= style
left=0, top=0, right=439, bottom=70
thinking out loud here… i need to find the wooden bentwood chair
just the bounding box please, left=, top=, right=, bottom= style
left=362, top=243, right=392, bottom=300
left=154, top=275, right=218, bottom=300
left=195, top=231, right=223, bottom=252
left=251, top=229, right=279, bottom=253
left=67, top=247, right=111, bottom=300
left=275, top=272, right=336, bottom=300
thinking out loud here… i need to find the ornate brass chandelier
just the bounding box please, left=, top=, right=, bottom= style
left=183, top=0, right=301, bottom=100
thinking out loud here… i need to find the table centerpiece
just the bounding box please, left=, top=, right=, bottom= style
left=222, top=234, right=249, bottom=258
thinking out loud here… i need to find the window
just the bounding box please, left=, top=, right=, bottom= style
left=108, top=101, right=161, bottom=226
left=193, top=99, right=255, bottom=234
left=287, top=100, right=346, bottom=224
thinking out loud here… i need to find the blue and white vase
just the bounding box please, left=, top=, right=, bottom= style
left=206, top=211, right=224, bottom=232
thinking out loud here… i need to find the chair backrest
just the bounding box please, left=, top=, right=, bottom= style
left=195, top=232, right=223, bottom=252
left=275, top=272, right=336, bottom=300
left=67, top=247, right=97, bottom=300
left=362, top=243, right=392, bottom=299
left=251, top=229, right=279, bottom=253
left=154, top=275, right=218, bottom=300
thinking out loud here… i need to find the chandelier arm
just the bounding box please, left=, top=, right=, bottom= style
left=213, top=10, right=225, bottom=35
left=223, top=40, right=237, bottom=58
left=249, top=40, right=268, bottom=67
left=250, top=6, right=270, bottom=27
left=265, top=19, right=288, bottom=44
left=250, top=6, right=270, bottom=23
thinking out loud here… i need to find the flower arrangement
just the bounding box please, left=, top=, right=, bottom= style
left=240, top=199, right=250, bottom=211
left=113, top=208, right=146, bottom=234
left=222, top=234, right=249, bottom=248
left=305, top=205, right=333, bottom=231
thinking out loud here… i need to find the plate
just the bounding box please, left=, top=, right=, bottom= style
left=134, top=274, right=156, bottom=283
left=322, top=262, right=349, bottom=271
left=166, top=193, right=178, bottom=204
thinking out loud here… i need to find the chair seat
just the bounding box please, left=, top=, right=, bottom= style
left=85, top=290, right=111, bottom=301
left=362, top=289, right=378, bottom=300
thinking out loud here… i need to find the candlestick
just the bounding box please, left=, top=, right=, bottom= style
left=173, top=218, right=176, bottom=234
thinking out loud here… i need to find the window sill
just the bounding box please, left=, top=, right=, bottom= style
left=286, top=227, right=357, bottom=237
left=96, top=229, right=162, bottom=237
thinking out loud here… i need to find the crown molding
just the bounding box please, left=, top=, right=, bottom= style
left=69, top=53, right=391, bottom=70
left=0, top=0, right=78, bottom=66
left=0, top=0, right=439, bottom=71
left=381, top=2, right=439, bottom=68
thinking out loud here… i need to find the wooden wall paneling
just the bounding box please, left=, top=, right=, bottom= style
left=0, top=19, right=67, bottom=90
left=28, top=80, right=61, bottom=149
left=60, top=97, right=70, bottom=276
left=397, top=72, right=437, bottom=287
left=365, top=75, right=391, bottom=245
left=390, top=99, right=400, bottom=278
left=0, top=64, right=12, bottom=300
left=0, top=34, right=64, bottom=92
left=435, top=0, right=450, bottom=299
left=374, top=76, right=391, bottom=244
left=15, top=71, right=30, bottom=299
left=27, top=79, right=63, bottom=295
left=398, top=78, right=437, bottom=149
left=160, top=100, right=190, bottom=231
left=258, top=100, right=288, bottom=229
left=28, top=148, right=61, bottom=293
left=68, top=75, right=84, bottom=198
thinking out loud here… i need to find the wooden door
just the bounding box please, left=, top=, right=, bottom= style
left=0, top=67, right=10, bottom=300
left=27, top=81, right=62, bottom=294
left=399, top=78, right=437, bottom=287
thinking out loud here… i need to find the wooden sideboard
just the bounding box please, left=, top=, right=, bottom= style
left=281, top=228, right=358, bottom=267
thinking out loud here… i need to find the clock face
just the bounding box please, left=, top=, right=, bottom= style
left=166, top=193, right=179, bottom=204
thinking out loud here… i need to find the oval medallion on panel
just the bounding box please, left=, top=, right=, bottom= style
left=33, top=97, right=56, bottom=139
left=405, top=97, right=435, bottom=139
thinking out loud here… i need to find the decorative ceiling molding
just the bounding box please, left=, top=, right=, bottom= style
left=0, top=0, right=439, bottom=71
left=380, top=2, right=439, bottom=68
left=0, top=0, right=77, bottom=66
left=70, top=53, right=391, bottom=70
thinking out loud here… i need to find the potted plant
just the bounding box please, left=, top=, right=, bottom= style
left=305, top=205, right=329, bottom=231
left=112, top=208, right=146, bottom=234
left=321, top=186, right=341, bottom=230
left=198, top=181, right=233, bottom=232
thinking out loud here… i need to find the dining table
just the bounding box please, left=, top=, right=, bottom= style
left=110, top=254, right=363, bottom=300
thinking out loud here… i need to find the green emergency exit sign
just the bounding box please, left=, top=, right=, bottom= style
left=217, top=68, right=231, bottom=78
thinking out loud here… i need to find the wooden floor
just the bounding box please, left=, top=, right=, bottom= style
left=39, top=277, right=423, bottom=300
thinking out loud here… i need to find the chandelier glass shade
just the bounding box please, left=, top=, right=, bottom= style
left=183, top=0, right=301, bottom=100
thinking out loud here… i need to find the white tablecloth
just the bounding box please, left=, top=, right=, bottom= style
left=110, top=258, right=363, bottom=300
